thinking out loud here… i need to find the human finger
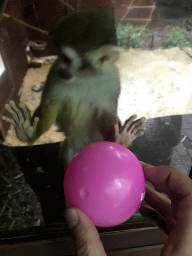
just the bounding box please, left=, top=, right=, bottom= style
left=141, top=162, right=192, bottom=247
left=140, top=163, right=192, bottom=201
left=139, top=205, right=170, bottom=235
left=65, top=207, right=106, bottom=256
left=144, top=184, right=172, bottom=219
left=140, top=184, right=175, bottom=234
left=141, top=163, right=192, bottom=221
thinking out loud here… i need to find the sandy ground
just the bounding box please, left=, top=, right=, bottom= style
left=3, top=47, right=192, bottom=146
left=116, top=47, right=192, bottom=122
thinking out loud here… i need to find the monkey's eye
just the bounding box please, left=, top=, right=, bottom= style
left=62, top=54, right=71, bottom=66
left=99, top=55, right=109, bottom=64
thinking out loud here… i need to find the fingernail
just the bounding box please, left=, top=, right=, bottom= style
left=65, top=209, right=79, bottom=228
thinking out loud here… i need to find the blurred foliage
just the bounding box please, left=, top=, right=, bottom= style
left=179, top=16, right=192, bottom=30
left=164, top=27, right=192, bottom=49
left=116, top=23, right=152, bottom=49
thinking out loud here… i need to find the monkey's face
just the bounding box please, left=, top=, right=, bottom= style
left=56, top=46, right=83, bottom=80
left=57, top=45, right=124, bottom=81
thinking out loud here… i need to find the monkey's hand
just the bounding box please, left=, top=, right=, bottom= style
left=114, top=114, right=146, bottom=148
left=2, top=100, right=39, bottom=142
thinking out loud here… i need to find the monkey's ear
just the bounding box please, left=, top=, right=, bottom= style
left=86, top=45, right=124, bottom=65
left=49, top=12, right=88, bottom=48
left=103, top=45, right=125, bottom=63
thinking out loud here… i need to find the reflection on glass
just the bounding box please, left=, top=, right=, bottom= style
left=0, top=53, right=5, bottom=76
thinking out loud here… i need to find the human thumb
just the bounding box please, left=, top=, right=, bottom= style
left=64, top=207, right=107, bottom=256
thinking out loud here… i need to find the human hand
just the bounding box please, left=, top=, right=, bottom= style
left=64, top=163, right=192, bottom=256
left=64, top=208, right=107, bottom=256
left=139, top=162, right=192, bottom=256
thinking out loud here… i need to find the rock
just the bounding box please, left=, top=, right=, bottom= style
left=183, top=47, right=192, bottom=57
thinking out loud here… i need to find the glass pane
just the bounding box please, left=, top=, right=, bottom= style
left=1, top=1, right=192, bottom=240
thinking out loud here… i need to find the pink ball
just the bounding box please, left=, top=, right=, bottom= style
left=64, top=141, right=146, bottom=227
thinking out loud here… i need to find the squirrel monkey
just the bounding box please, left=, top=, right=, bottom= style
left=2, top=9, right=146, bottom=170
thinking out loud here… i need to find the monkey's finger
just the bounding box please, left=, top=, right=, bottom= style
left=22, top=117, right=39, bottom=140
left=10, top=101, right=25, bottom=124
left=27, top=126, right=36, bottom=139
left=122, top=115, right=139, bottom=134
left=121, top=114, right=137, bottom=133
left=4, top=103, right=20, bottom=123
left=22, top=118, right=32, bottom=134
left=121, top=133, right=137, bottom=148
left=19, top=103, right=31, bottom=121
left=131, top=117, right=146, bottom=127
left=32, top=117, right=39, bottom=129
left=130, top=122, right=143, bottom=134
left=114, top=123, right=120, bottom=138
left=2, top=116, right=17, bottom=127
left=123, top=114, right=137, bottom=126
left=140, top=117, right=146, bottom=127
left=130, top=134, right=137, bottom=142
left=134, top=130, right=144, bottom=138
left=8, top=101, right=24, bottom=124
left=118, top=120, right=122, bottom=129
left=131, top=117, right=146, bottom=134
left=18, top=105, right=30, bottom=133
left=128, top=117, right=146, bottom=134
left=26, top=127, right=35, bottom=139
